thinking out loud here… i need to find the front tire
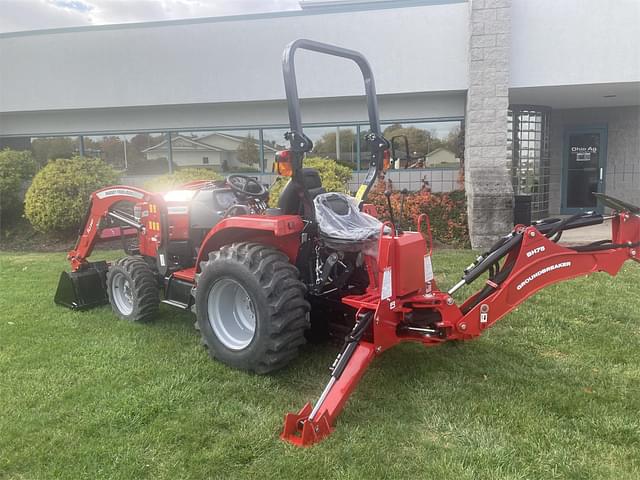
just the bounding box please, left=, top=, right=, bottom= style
left=195, top=243, right=310, bottom=374
left=106, top=256, right=159, bottom=322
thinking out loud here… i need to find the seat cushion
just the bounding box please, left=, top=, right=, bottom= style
left=314, top=192, right=383, bottom=243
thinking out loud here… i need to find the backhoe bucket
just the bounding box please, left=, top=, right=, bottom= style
left=54, top=261, right=109, bottom=310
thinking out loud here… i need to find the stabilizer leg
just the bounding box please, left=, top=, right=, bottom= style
left=281, top=312, right=376, bottom=446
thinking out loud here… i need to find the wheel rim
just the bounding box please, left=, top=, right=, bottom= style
left=207, top=277, right=256, bottom=350
left=112, top=272, right=134, bottom=316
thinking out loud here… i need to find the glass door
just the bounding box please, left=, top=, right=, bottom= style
left=562, top=127, right=607, bottom=213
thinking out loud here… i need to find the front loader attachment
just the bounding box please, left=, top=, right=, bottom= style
left=54, top=261, right=109, bottom=310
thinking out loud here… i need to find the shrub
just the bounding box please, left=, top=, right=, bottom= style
left=268, top=157, right=352, bottom=207
left=144, top=168, right=222, bottom=192
left=367, top=181, right=470, bottom=248
left=25, top=157, right=119, bottom=233
left=0, top=149, right=36, bottom=222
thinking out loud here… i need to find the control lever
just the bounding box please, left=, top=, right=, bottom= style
left=384, top=190, right=397, bottom=235
left=398, top=188, right=408, bottom=234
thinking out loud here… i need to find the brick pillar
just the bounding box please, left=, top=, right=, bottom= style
left=464, top=0, right=514, bottom=250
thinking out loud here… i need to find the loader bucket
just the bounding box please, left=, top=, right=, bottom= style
left=54, top=261, right=109, bottom=310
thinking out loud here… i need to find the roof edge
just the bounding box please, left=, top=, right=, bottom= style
left=0, top=0, right=466, bottom=38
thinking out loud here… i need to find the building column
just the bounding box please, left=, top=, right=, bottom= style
left=464, top=0, right=514, bottom=250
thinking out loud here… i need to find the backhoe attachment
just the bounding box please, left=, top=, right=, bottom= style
left=282, top=312, right=376, bottom=446
left=282, top=198, right=640, bottom=447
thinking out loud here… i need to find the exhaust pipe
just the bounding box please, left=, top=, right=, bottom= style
left=54, top=261, right=109, bottom=310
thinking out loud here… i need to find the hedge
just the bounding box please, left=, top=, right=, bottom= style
left=366, top=182, right=470, bottom=248
left=24, top=157, right=119, bottom=233
left=0, top=149, right=36, bottom=222
left=268, top=157, right=352, bottom=207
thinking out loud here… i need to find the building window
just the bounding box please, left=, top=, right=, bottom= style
left=83, top=133, right=169, bottom=174
left=508, top=106, right=551, bottom=220
left=262, top=128, right=288, bottom=173
left=380, top=121, right=463, bottom=170
left=16, top=119, right=464, bottom=186
left=29, top=136, right=80, bottom=168
left=83, top=135, right=130, bottom=170
left=130, top=133, right=172, bottom=174
left=165, top=130, right=260, bottom=173
left=307, top=125, right=358, bottom=170
left=359, top=120, right=464, bottom=191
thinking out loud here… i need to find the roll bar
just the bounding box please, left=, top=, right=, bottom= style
left=282, top=39, right=389, bottom=201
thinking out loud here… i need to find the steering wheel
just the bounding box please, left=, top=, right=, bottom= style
left=226, top=174, right=267, bottom=198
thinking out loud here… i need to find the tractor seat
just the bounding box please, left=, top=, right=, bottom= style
left=313, top=192, right=383, bottom=251
left=277, top=168, right=326, bottom=215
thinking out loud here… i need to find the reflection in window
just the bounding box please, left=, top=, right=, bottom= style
left=83, top=133, right=168, bottom=174
left=30, top=136, right=80, bottom=167
left=380, top=121, right=463, bottom=170
left=263, top=126, right=359, bottom=171
left=157, top=130, right=261, bottom=173
left=83, top=135, right=128, bottom=169
left=308, top=126, right=357, bottom=170
left=262, top=128, right=288, bottom=173
left=129, top=133, right=171, bottom=174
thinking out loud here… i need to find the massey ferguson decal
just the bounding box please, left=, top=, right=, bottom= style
left=96, top=188, right=145, bottom=200
left=516, top=261, right=572, bottom=291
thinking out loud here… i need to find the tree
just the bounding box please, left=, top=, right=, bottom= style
left=126, top=133, right=170, bottom=173
left=0, top=149, right=36, bottom=222
left=99, top=136, right=127, bottom=168
left=444, top=126, right=465, bottom=160
left=129, top=133, right=164, bottom=157
left=311, top=128, right=357, bottom=168
left=382, top=124, right=435, bottom=159
left=236, top=134, right=260, bottom=166
left=31, top=137, right=77, bottom=166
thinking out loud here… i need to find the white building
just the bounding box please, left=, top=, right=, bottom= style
left=1, top=0, right=638, bottom=247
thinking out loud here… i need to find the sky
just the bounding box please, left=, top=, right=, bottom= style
left=0, top=0, right=302, bottom=34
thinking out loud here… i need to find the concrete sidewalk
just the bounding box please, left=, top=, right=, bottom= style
left=558, top=218, right=612, bottom=246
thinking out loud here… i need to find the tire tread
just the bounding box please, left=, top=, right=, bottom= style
left=198, top=242, right=310, bottom=373
left=106, top=255, right=159, bottom=322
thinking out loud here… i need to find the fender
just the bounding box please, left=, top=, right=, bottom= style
left=195, top=214, right=305, bottom=270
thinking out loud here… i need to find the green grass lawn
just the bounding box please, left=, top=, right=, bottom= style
left=1, top=250, right=639, bottom=479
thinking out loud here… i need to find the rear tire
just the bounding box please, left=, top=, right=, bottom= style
left=195, top=242, right=310, bottom=374
left=106, top=256, right=159, bottom=322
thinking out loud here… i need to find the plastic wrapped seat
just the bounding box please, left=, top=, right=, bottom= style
left=314, top=192, right=383, bottom=253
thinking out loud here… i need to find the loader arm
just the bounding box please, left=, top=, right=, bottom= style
left=67, top=186, right=160, bottom=271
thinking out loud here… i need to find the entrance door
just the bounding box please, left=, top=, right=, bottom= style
left=562, top=126, right=607, bottom=213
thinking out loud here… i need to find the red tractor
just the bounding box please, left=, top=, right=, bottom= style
left=55, top=40, right=640, bottom=446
